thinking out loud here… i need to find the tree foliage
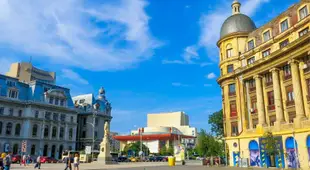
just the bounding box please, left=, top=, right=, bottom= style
left=263, top=131, right=279, bottom=156
left=123, top=141, right=150, bottom=156
left=159, top=146, right=174, bottom=156
left=196, top=129, right=224, bottom=157
left=208, top=110, right=224, bottom=138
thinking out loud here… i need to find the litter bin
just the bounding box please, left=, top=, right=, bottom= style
left=168, top=156, right=175, bottom=166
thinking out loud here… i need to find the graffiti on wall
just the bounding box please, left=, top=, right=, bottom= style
left=250, top=150, right=261, bottom=167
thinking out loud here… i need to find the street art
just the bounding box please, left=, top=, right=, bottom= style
left=250, top=150, right=260, bottom=167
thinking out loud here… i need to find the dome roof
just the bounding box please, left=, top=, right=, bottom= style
left=220, top=13, right=256, bottom=39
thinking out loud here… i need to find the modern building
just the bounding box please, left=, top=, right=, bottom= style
left=0, top=74, right=77, bottom=159
left=114, top=111, right=197, bottom=154
left=73, top=90, right=112, bottom=152
left=217, top=0, right=310, bottom=169
left=6, top=62, right=56, bottom=84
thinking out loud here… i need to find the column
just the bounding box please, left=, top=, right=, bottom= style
left=235, top=78, right=242, bottom=132
left=224, top=85, right=231, bottom=136
left=270, top=68, right=285, bottom=127
left=245, top=82, right=253, bottom=129
left=254, top=75, right=266, bottom=133
left=237, top=77, right=247, bottom=130
left=289, top=59, right=305, bottom=127
left=299, top=61, right=310, bottom=118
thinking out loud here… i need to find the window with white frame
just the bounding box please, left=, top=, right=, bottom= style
left=49, top=97, right=54, bottom=104
left=9, top=108, right=13, bottom=116
left=247, top=57, right=255, bottom=65
left=8, top=89, right=18, bottom=99
left=280, top=19, right=289, bottom=32
left=226, top=48, right=233, bottom=58
left=299, top=27, right=309, bottom=37
left=0, top=107, right=4, bottom=115
left=299, top=6, right=309, bottom=20
left=263, top=30, right=271, bottom=42
left=262, top=49, right=271, bottom=57
left=248, top=40, right=255, bottom=50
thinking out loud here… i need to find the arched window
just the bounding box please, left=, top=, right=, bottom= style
left=13, top=144, right=18, bottom=154
left=285, top=137, right=299, bottom=168
left=0, top=121, right=2, bottom=135
left=6, top=122, right=12, bottom=135
left=52, top=126, right=57, bottom=138
left=44, top=125, right=49, bottom=138
left=31, top=145, right=36, bottom=155
left=59, top=127, right=64, bottom=139
left=226, top=44, right=233, bottom=58
left=15, top=123, right=21, bottom=136
left=32, top=124, right=38, bottom=137
left=249, top=140, right=260, bottom=167
left=69, top=128, right=73, bottom=140
left=43, top=144, right=48, bottom=156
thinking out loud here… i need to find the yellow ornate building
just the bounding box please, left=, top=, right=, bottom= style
left=217, top=0, right=310, bottom=168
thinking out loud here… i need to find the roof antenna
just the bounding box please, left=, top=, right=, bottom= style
left=29, top=56, right=32, bottom=64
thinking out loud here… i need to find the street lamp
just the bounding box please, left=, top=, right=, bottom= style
left=87, top=104, right=99, bottom=162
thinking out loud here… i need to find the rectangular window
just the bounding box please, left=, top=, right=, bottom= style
left=60, top=99, right=65, bottom=106
left=18, top=110, right=22, bottom=117
left=283, top=65, right=291, bottom=80
left=8, top=89, right=18, bottom=99
left=280, top=19, right=289, bottom=32
left=247, top=57, right=255, bottom=65
left=53, top=113, right=58, bottom=121
left=251, top=97, right=257, bottom=113
left=60, top=114, right=66, bottom=122
left=248, top=40, right=255, bottom=50
left=71, top=116, right=74, bottom=123
left=299, top=6, right=309, bottom=20
left=249, top=79, right=256, bottom=91
left=299, top=27, right=309, bottom=37
left=45, top=112, right=51, bottom=120
left=229, top=84, right=236, bottom=96
left=262, top=49, right=271, bottom=57
left=265, top=73, right=272, bottom=86
left=231, top=122, right=238, bottom=136
left=0, top=107, right=4, bottom=115
left=49, top=97, right=54, bottom=104
left=286, top=85, right=294, bottom=106
left=227, top=49, right=233, bottom=58
left=35, top=111, right=39, bottom=118
left=9, top=108, right=13, bottom=116
left=227, top=64, right=234, bottom=73
left=230, top=101, right=237, bottom=117
left=263, top=30, right=271, bottom=42
left=55, top=98, right=59, bottom=105
left=280, top=39, right=289, bottom=49
left=267, top=91, right=275, bottom=111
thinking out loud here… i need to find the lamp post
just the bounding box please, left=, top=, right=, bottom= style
left=87, top=104, right=99, bottom=162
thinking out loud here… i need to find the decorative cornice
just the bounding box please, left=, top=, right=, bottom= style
left=288, top=59, right=299, bottom=65
left=269, top=68, right=280, bottom=73
left=253, top=75, right=263, bottom=79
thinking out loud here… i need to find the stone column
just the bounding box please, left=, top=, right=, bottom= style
left=245, top=81, right=253, bottom=129
left=299, top=61, right=310, bottom=118
left=270, top=68, right=284, bottom=129
left=289, top=59, right=305, bottom=128
left=238, top=77, right=247, bottom=130
left=254, top=75, right=266, bottom=132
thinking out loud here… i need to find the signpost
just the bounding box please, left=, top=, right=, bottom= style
left=85, top=146, right=92, bottom=155
left=21, top=140, right=27, bottom=153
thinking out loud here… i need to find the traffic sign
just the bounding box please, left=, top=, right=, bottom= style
left=85, top=146, right=91, bottom=154
left=21, top=140, right=27, bottom=153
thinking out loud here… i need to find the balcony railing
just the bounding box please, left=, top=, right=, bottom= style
left=249, top=87, right=256, bottom=92
left=229, top=92, right=236, bottom=96
left=286, top=100, right=295, bottom=106
left=266, top=81, right=273, bottom=87
left=284, top=74, right=292, bottom=80
left=268, top=105, right=275, bottom=111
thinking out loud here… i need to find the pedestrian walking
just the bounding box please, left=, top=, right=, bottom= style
left=26, top=155, right=31, bottom=166
left=22, top=155, right=26, bottom=166
left=3, top=152, right=12, bottom=170
left=73, top=154, right=79, bottom=170
left=34, top=155, right=41, bottom=169
left=64, top=155, right=72, bottom=170
left=0, top=153, right=5, bottom=170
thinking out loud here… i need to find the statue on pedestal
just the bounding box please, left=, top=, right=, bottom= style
left=97, top=121, right=113, bottom=164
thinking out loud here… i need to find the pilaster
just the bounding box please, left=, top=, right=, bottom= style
left=235, top=78, right=242, bottom=132
left=288, top=59, right=305, bottom=128
left=245, top=82, right=253, bottom=129
left=270, top=68, right=285, bottom=130
left=224, top=85, right=231, bottom=136
left=279, top=70, right=289, bottom=122
left=299, top=61, right=310, bottom=118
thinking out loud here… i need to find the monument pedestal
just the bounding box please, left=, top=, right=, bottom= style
left=96, top=122, right=117, bottom=164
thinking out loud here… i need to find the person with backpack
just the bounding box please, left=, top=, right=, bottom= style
left=3, top=152, right=11, bottom=170
left=34, top=155, right=41, bottom=169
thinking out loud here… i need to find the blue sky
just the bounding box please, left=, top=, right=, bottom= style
left=0, top=0, right=299, bottom=134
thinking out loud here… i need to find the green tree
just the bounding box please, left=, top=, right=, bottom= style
left=208, top=110, right=224, bottom=138
left=123, top=141, right=150, bottom=156
left=167, top=147, right=174, bottom=156
left=263, top=131, right=279, bottom=156
left=159, top=146, right=167, bottom=156
left=196, top=129, right=224, bottom=157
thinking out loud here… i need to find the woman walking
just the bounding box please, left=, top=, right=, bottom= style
left=73, top=154, right=79, bottom=170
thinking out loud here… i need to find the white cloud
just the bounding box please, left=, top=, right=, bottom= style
left=162, top=45, right=201, bottom=65
left=61, top=69, right=89, bottom=85
left=172, top=82, right=190, bottom=87
left=0, top=0, right=161, bottom=71
left=199, top=0, right=270, bottom=61
left=206, top=72, right=216, bottom=79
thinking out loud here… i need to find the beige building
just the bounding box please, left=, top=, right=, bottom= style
left=217, top=0, right=310, bottom=169
left=7, top=62, right=56, bottom=84
left=114, top=111, right=197, bottom=154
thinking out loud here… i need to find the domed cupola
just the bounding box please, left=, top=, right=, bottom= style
left=220, top=0, right=256, bottom=39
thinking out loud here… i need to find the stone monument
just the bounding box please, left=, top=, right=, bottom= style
left=97, top=121, right=113, bottom=164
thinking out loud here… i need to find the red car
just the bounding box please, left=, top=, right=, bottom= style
left=11, top=155, right=21, bottom=164
left=40, top=157, right=58, bottom=163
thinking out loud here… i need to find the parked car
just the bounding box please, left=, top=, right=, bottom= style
left=129, top=157, right=140, bottom=162
left=148, top=156, right=156, bottom=162
left=40, top=157, right=58, bottom=163
left=117, top=156, right=129, bottom=162
left=11, top=155, right=21, bottom=164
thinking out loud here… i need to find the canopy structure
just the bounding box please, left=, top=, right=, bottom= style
left=113, top=133, right=195, bottom=142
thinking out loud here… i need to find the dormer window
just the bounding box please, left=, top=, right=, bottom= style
left=248, top=40, right=254, bottom=50
left=263, top=30, right=271, bottom=42
left=299, top=6, right=309, bottom=20
left=8, top=89, right=18, bottom=99
left=280, top=19, right=289, bottom=32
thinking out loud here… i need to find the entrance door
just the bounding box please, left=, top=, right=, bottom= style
left=43, top=145, right=48, bottom=156
left=51, top=145, right=56, bottom=158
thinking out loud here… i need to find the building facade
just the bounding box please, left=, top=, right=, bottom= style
left=6, top=62, right=56, bottom=84
left=0, top=74, right=77, bottom=159
left=73, top=89, right=112, bottom=152
left=217, top=0, right=310, bottom=169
